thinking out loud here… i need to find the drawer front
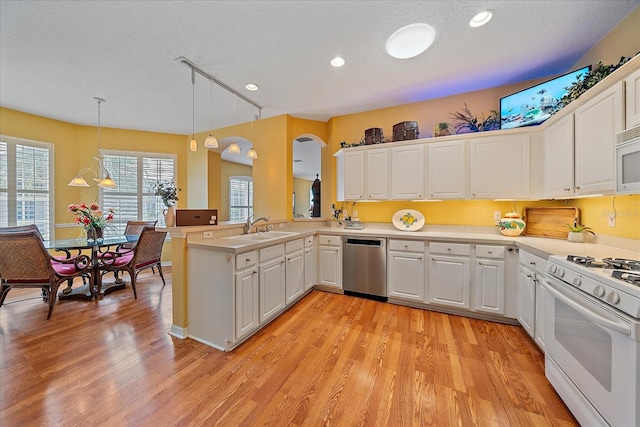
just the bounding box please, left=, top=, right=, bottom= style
left=430, top=242, right=471, bottom=256
left=286, top=239, right=304, bottom=253
left=304, top=236, right=314, bottom=247
left=318, top=235, right=340, bottom=246
left=388, top=239, right=425, bottom=252
left=236, top=251, right=258, bottom=269
left=475, top=245, right=505, bottom=259
left=259, top=244, right=285, bottom=262
left=519, top=250, right=547, bottom=274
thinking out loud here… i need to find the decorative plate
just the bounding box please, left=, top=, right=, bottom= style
left=392, top=209, right=425, bottom=232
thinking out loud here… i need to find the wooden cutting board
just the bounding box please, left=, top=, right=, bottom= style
left=522, top=207, right=581, bottom=239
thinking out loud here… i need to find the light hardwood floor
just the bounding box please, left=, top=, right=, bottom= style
left=0, top=268, right=577, bottom=426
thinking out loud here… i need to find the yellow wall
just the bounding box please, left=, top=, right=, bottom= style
left=219, top=160, right=253, bottom=222
left=207, top=150, right=222, bottom=211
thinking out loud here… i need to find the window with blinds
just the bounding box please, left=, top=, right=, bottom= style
left=229, top=176, right=253, bottom=222
left=0, top=137, right=53, bottom=240
left=101, top=150, right=176, bottom=233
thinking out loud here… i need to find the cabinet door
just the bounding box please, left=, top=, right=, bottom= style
left=391, top=145, right=424, bottom=200
left=626, top=68, right=640, bottom=130
left=428, top=140, right=467, bottom=199
left=304, top=246, right=315, bottom=290
left=343, top=151, right=365, bottom=200
left=535, top=278, right=547, bottom=352
left=543, top=113, right=575, bottom=198
left=388, top=251, right=425, bottom=301
left=574, top=82, right=623, bottom=195
left=285, top=250, right=304, bottom=305
left=428, top=255, right=470, bottom=309
left=235, top=268, right=259, bottom=340
left=469, top=133, right=530, bottom=199
left=366, top=148, right=389, bottom=199
left=318, top=246, right=342, bottom=289
left=474, top=259, right=505, bottom=315
left=517, top=265, right=536, bottom=338
left=259, top=257, right=285, bottom=323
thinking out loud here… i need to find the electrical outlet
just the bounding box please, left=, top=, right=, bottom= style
left=608, top=213, right=616, bottom=227
left=279, top=223, right=284, bottom=228
left=493, top=211, right=502, bottom=222
left=203, top=231, right=214, bottom=238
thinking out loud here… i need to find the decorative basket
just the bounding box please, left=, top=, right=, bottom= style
left=392, top=121, right=419, bottom=141
left=364, top=127, right=384, bottom=145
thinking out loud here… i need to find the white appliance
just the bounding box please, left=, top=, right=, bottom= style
left=616, top=126, right=640, bottom=194
left=544, top=255, right=640, bottom=426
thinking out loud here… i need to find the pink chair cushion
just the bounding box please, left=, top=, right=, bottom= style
left=108, top=253, right=134, bottom=267
left=52, top=262, right=83, bottom=276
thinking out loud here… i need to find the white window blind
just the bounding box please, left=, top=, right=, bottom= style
left=229, top=176, right=253, bottom=222
left=101, top=151, right=176, bottom=233
left=0, top=136, right=53, bottom=240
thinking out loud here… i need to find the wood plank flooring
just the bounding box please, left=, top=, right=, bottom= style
left=0, top=269, right=577, bottom=426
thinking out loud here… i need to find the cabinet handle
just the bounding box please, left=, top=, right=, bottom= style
left=563, top=188, right=571, bottom=192
left=525, top=274, right=533, bottom=279
left=253, top=271, right=257, bottom=275
left=529, top=261, right=536, bottom=267
left=472, top=193, right=476, bottom=197
left=246, top=258, right=251, bottom=262
left=447, top=248, right=451, bottom=252
left=574, top=186, right=580, bottom=191
left=488, top=251, right=493, bottom=254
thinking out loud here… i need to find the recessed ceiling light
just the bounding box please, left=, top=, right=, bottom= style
left=245, top=83, right=259, bottom=91
left=385, top=23, right=435, bottom=59
left=470, top=10, right=493, bottom=27
left=330, top=56, right=345, bottom=67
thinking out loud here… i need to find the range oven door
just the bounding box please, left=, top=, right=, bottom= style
left=544, top=277, right=639, bottom=427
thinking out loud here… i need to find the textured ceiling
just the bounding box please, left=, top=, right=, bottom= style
left=1, top=0, right=638, bottom=139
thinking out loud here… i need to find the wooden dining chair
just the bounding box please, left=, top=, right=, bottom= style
left=0, top=231, right=91, bottom=319
left=99, top=227, right=167, bottom=299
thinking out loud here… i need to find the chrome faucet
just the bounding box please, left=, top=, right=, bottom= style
left=246, top=215, right=270, bottom=234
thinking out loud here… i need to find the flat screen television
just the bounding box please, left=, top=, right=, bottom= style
left=500, top=66, right=590, bottom=130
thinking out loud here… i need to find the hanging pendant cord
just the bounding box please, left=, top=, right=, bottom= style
left=192, top=69, right=196, bottom=139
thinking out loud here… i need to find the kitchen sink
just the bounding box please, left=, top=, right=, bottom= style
left=226, top=231, right=299, bottom=242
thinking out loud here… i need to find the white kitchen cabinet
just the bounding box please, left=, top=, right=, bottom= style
left=259, top=244, right=286, bottom=323
left=626, top=68, right=640, bottom=129
left=366, top=148, right=390, bottom=199
left=318, top=235, right=342, bottom=289
left=535, top=277, right=547, bottom=351
left=391, top=144, right=425, bottom=200
left=235, top=266, right=259, bottom=340
left=428, top=139, right=467, bottom=199
left=387, top=240, right=426, bottom=302
left=428, top=242, right=471, bottom=309
left=543, top=113, right=575, bottom=198
left=574, top=82, right=623, bottom=195
left=336, top=150, right=365, bottom=201
left=474, top=245, right=505, bottom=315
left=285, top=239, right=304, bottom=306
left=517, top=264, right=536, bottom=338
left=469, top=133, right=530, bottom=199
left=303, top=236, right=316, bottom=291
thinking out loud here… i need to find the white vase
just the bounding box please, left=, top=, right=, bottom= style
left=567, top=231, right=585, bottom=243
left=163, top=206, right=176, bottom=227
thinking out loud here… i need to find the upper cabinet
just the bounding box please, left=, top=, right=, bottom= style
left=574, top=82, right=623, bottom=195
left=469, top=133, right=530, bottom=199
left=626, top=68, right=640, bottom=130
left=391, top=145, right=425, bottom=200
left=428, top=139, right=467, bottom=199
left=543, top=113, right=575, bottom=198
left=336, top=150, right=365, bottom=201
left=366, top=148, right=390, bottom=199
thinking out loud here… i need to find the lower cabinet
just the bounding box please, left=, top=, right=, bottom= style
left=428, top=243, right=471, bottom=309
left=517, top=264, right=536, bottom=338
left=318, top=235, right=342, bottom=289
left=235, top=266, right=259, bottom=340
left=259, top=244, right=286, bottom=323
left=285, top=239, right=305, bottom=306
left=387, top=239, right=425, bottom=302
left=535, top=277, right=547, bottom=351
left=303, top=236, right=316, bottom=291
left=474, top=245, right=505, bottom=315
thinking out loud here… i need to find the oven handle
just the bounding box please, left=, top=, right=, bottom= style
left=545, top=280, right=632, bottom=336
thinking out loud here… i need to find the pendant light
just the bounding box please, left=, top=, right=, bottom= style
left=204, top=80, right=218, bottom=149
left=190, top=69, right=197, bottom=151
left=228, top=94, right=240, bottom=154
left=246, top=115, right=257, bottom=159
left=68, top=97, right=117, bottom=188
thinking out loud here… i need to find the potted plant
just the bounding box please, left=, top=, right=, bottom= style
left=153, top=180, right=181, bottom=227
left=448, top=103, right=500, bottom=134
left=565, top=223, right=595, bottom=243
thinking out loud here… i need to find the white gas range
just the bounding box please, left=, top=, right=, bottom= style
left=544, top=254, right=640, bottom=426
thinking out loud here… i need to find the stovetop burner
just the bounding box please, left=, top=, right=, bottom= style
left=612, top=270, right=640, bottom=286
left=566, top=255, right=640, bottom=271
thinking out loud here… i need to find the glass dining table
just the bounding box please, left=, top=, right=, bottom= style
left=46, top=235, right=139, bottom=300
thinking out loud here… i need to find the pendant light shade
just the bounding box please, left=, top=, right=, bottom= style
left=190, top=138, right=197, bottom=151
left=204, top=134, right=218, bottom=149
left=68, top=174, right=90, bottom=187
left=228, top=140, right=241, bottom=154
left=247, top=148, right=258, bottom=159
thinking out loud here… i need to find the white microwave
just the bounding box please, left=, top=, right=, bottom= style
left=616, top=127, right=640, bottom=194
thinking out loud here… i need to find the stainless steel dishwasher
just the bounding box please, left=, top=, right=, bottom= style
left=342, top=236, right=387, bottom=300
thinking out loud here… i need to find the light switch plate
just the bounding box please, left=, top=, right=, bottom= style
left=494, top=211, right=501, bottom=222
left=203, top=231, right=214, bottom=238
left=608, top=213, right=616, bottom=227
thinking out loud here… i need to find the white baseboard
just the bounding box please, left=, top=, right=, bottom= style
left=169, top=324, right=187, bottom=339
